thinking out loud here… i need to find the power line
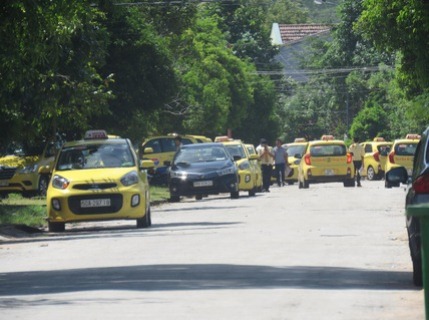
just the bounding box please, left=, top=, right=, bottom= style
left=253, top=66, right=393, bottom=76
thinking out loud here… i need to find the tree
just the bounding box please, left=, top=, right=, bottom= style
left=349, top=102, right=388, bottom=140
left=0, top=1, right=111, bottom=149
left=356, top=0, right=429, bottom=95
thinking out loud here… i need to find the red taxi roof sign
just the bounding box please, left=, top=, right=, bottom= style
left=373, top=137, right=385, bottom=142
left=294, top=138, right=307, bottom=142
left=321, top=135, right=334, bottom=141
left=406, top=134, right=421, bottom=140
left=84, top=130, right=108, bottom=140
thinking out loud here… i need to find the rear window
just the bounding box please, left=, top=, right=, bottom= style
left=310, top=144, right=346, bottom=157
left=377, top=144, right=391, bottom=155
left=395, top=143, right=417, bottom=156
left=225, top=144, right=247, bottom=159
left=286, top=145, right=307, bottom=157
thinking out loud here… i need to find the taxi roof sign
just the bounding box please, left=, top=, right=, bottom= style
left=294, top=138, right=307, bottom=142
left=321, top=135, right=334, bottom=141
left=373, top=137, right=385, bottom=142
left=406, top=134, right=421, bottom=140
left=84, top=130, right=108, bottom=140
left=214, top=136, right=232, bottom=142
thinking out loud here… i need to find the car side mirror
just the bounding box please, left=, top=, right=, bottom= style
left=386, top=166, right=408, bottom=184
left=143, top=147, right=154, bottom=154
left=248, top=154, right=259, bottom=161
left=140, top=159, right=155, bottom=170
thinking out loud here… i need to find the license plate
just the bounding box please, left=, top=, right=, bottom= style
left=0, top=180, right=8, bottom=187
left=325, top=169, right=334, bottom=176
left=194, top=180, right=213, bottom=187
left=80, top=199, right=111, bottom=208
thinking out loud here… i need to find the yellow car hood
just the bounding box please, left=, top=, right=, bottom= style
left=54, top=167, right=135, bottom=183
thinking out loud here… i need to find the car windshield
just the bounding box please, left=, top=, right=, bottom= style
left=377, top=144, right=391, bottom=155
left=56, top=142, right=135, bottom=170
left=310, top=144, right=346, bottom=156
left=224, top=144, right=246, bottom=159
left=395, top=143, right=418, bottom=156
left=174, top=146, right=228, bottom=164
left=286, top=145, right=307, bottom=157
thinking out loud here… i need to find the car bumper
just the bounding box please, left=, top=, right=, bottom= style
left=169, top=174, right=238, bottom=197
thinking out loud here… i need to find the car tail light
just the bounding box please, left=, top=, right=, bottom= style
left=373, top=152, right=380, bottom=162
left=413, top=175, right=429, bottom=194
left=388, top=151, right=395, bottom=163
left=304, top=154, right=311, bottom=165
left=346, top=153, right=352, bottom=164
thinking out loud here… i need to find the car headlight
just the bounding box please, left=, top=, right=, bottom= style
left=52, top=175, right=70, bottom=190
left=170, top=170, right=187, bottom=180
left=18, top=164, right=38, bottom=174
left=121, top=171, right=139, bottom=186
left=217, top=167, right=235, bottom=176
left=238, top=161, right=250, bottom=170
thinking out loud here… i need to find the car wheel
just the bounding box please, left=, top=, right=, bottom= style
left=195, top=195, right=203, bottom=200
left=170, top=195, right=180, bottom=202
left=343, top=179, right=355, bottom=187
left=412, top=258, right=423, bottom=287
left=48, top=221, right=65, bottom=232
left=38, top=175, right=49, bottom=197
left=385, top=180, right=392, bottom=188
left=137, top=208, right=151, bottom=228
left=249, top=188, right=256, bottom=197
left=367, top=166, right=375, bottom=181
left=230, top=191, right=239, bottom=199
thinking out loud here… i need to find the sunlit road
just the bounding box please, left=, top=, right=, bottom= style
left=0, top=180, right=424, bottom=319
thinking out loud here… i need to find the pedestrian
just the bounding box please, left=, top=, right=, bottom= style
left=174, top=135, right=183, bottom=151
left=256, top=138, right=274, bottom=192
left=272, top=138, right=288, bottom=187
left=349, top=137, right=364, bottom=187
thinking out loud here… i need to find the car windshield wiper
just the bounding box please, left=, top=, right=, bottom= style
left=175, top=161, right=190, bottom=166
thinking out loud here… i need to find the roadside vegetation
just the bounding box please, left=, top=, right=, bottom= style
left=0, top=186, right=170, bottom=228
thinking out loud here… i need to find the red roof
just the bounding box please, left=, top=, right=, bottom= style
left=278, top=24, right=332, bottom=44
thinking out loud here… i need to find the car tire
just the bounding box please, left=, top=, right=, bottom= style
left=195, top=195, right=203, bottom=200
left=137, top=208, right=151, bottom=228
left=38, top=175, right=49, bottom=197
left=385, top=180, right=392, bottom=188
left=367, top=166, right=375, bottom=181
left=230, top=191, right=239, bottom=199
left=343, top=179, right=355, bottom=187
left=170, top=195, right=180, bottom=202
left=412, top=258, right=423, bottom=287
left=48, top=221, right=65, bottom=232
left=249, top=188, right=256, bottom=197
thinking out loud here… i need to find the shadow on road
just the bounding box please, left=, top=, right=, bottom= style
left=0, top=264, right=417, bottom=303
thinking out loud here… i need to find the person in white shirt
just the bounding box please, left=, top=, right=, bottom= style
left=256, top=138, right=274, bottom=192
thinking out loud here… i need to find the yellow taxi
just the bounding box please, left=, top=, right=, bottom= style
left=0, top=140, right=62, bottom=197
left=47, top=130, right=154, bottom=232
left=140, top=133, right=211, bottom=185
left=384, top=133, right=420, bottom=188
left=360, top=137, right=392, bottom=181
left=245, top=144, right=263, bottom=192
left=218, top=137, right=260, bottom=196
left=297, top=135, right=355, bottom=188
left=283, top=138, right=308, bottom=185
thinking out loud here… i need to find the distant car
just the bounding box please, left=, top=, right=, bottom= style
left=297, top=135, right=355, bottom=188
left=385, top=129, right=429, bottom=287
left=47, top=130, right=154, bottom=232
left=283, top=138, right=308, bottom=185
left=245, top=144, right=263, bottom=192
left=140, top=133, right=211, bottom=185
left=168, top=143, right=239, bottom=202
left=220, top=139, right=260, bottom=196
left=385, top=134, right=420, bottom=188
left=0, top=139, right=63, bottom=197
left=360, top=137, right=392, bottom=181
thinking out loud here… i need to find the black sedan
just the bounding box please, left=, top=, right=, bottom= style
left=168, top=143, right=239, bottom=202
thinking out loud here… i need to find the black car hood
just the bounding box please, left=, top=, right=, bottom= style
left=171, top=160, right=233, bottom=173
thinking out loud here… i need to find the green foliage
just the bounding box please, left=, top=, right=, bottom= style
left=349, top=102, right=388, bottom=140
left=356, top=0, right=429, bottom=95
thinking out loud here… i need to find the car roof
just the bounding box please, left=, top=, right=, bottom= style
left=64, top=138, right=129, bottom=148
left=181, top=142, right=224, bottom=149
left=308, top=139, right=345, bottom=145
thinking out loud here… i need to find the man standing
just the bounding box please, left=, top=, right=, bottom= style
left=272, top=138, right=288, bottom=187
left=349, top=137, right=365, bottom=187
left=256, top=138, right=274, bottom=192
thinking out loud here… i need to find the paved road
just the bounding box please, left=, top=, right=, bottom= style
left=0, top=180, right=424, bottom=319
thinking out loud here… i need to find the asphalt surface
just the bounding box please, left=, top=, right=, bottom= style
left=0, top=180, right=424, bottom=319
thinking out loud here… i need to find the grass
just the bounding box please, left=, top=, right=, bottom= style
left=0, top=186, right=170, bottom=228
